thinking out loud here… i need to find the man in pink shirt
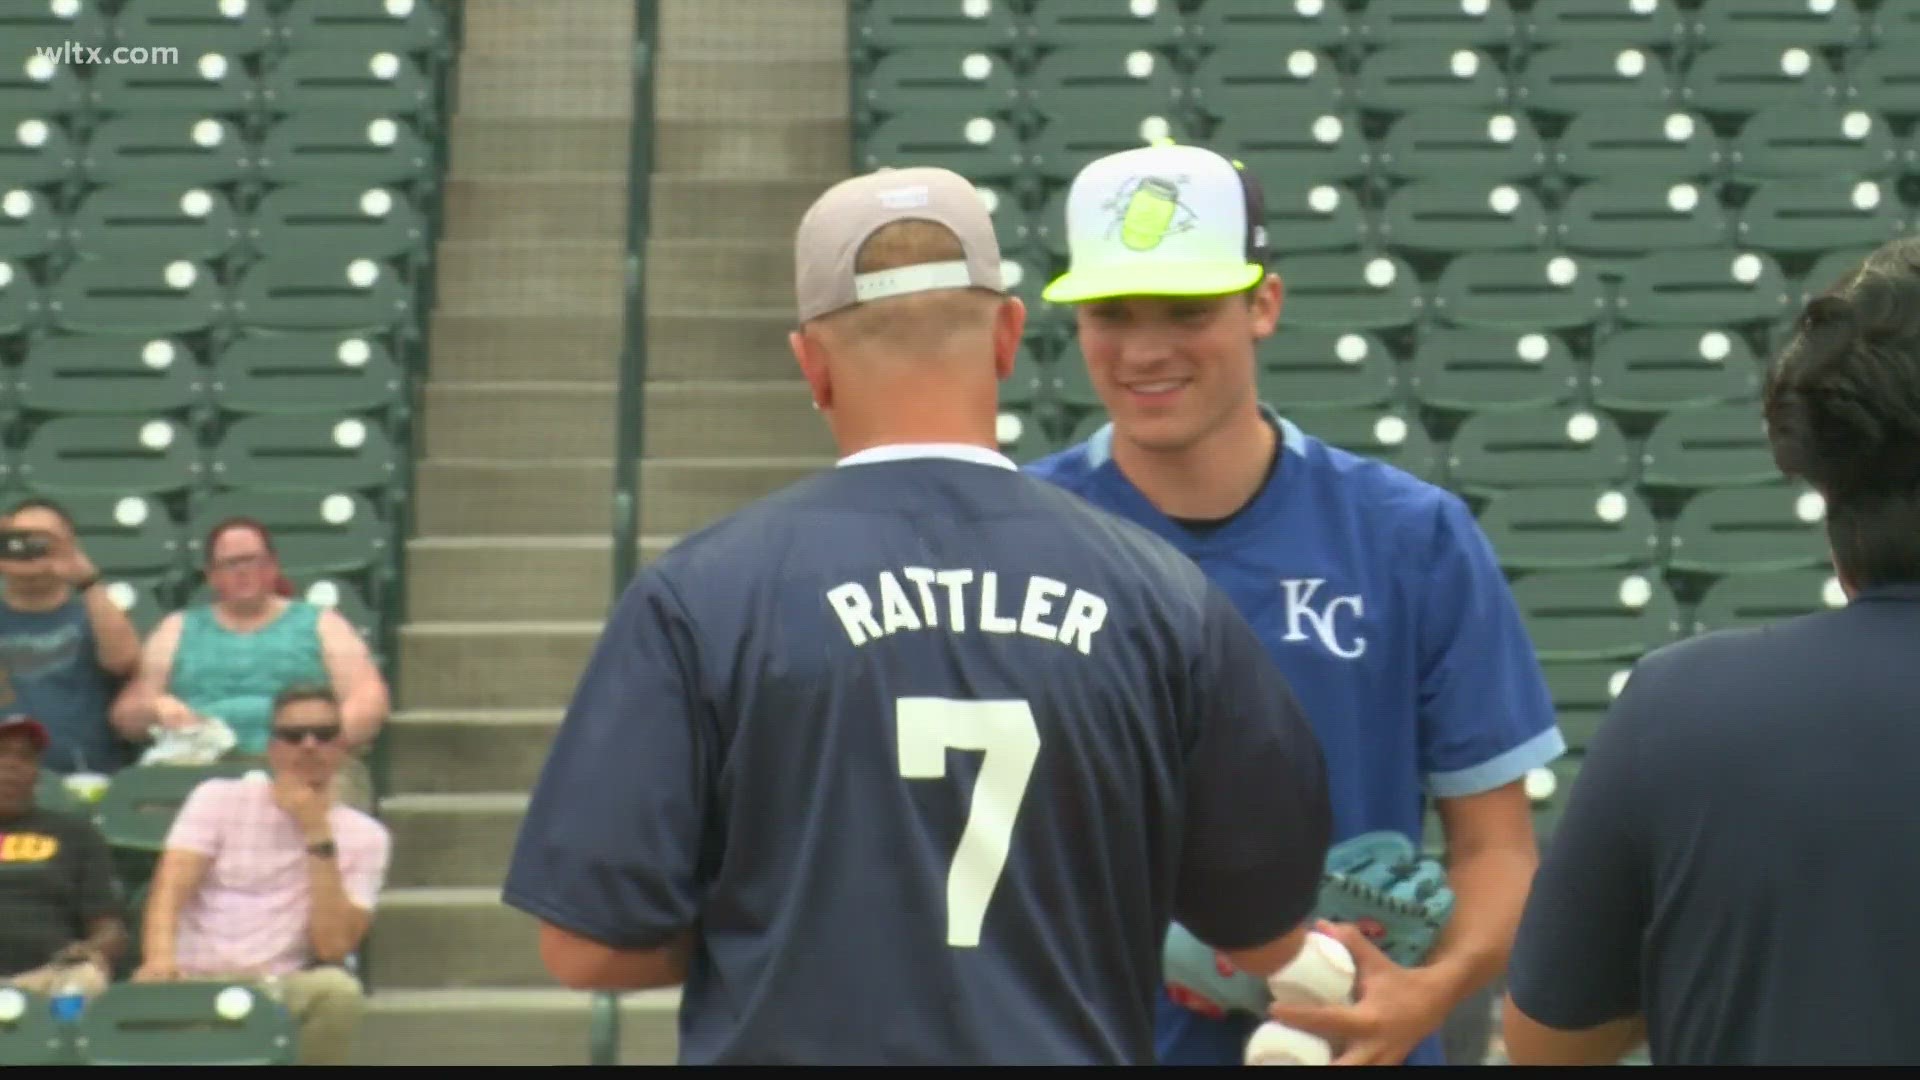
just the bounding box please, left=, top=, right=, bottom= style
left=134, top=683, right=390, bottom=1065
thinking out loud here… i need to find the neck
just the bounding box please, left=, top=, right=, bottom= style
left=826, top=367, right=1002, bottom=460
left=220, top=596, right=279, bottom=626
left=1112, top=403, right=1278, bottom=521
left=4, top=577, right=71, bottom=612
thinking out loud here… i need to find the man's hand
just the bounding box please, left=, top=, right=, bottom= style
left=1266, top=921, right=1453, bottom=1066
left=49, top=534, right=97, bottom=590
left=272, top=778, right=333, bottom=841
left=51, top=942, right=105, bottom=972
left=131, top=958, right=179, bottom=982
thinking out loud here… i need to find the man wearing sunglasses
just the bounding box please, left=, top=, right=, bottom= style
left=134, top=683, right=391, bottom=1065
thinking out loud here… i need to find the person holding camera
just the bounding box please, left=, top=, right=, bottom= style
left=0, top=499, right=143, bottom=776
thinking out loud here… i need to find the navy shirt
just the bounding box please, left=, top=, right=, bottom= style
left=0, top=596, right=127, bottom=774
left=503, top=445, right=1333, bottom=1066
left=1508, top=581, right=1920, bottom=1065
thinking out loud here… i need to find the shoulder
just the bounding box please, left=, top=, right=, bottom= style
left=330, top=805, right=392, bottom=854
left=1619, top=622, right=1779, bottom=702
left=1021, top=438, right=1103, bottom=491
left=31, top=806, right=109, bottom=844
left=1281, top=420, right=1470, bottom=558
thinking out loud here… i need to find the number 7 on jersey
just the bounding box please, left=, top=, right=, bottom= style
left=897, top=698, right=1041, bottom=949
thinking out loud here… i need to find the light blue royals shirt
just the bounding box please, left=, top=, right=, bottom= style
left=1026, top=407, right=1565, bottom=1067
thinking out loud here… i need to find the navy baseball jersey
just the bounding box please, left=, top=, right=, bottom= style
left=1028, top=409, right=1565, bottom=1066
left=503, top=444, right=1332, bottom=1065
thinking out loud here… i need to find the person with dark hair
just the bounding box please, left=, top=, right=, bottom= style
left=1502, top=235, right=1920, bottom=1065
left=0, top=497, right=143, bottom=775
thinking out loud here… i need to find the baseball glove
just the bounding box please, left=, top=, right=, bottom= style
left=1161, top=831, right=1454, bottom=1016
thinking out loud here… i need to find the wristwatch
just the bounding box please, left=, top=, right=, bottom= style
left=306, top=839, right=338, bottom=859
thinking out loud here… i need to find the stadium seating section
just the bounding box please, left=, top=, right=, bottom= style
left=851, top=0, right=1917, bottom=840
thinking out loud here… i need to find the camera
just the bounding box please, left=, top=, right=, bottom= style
left=0, top=530, right=50, bottom=561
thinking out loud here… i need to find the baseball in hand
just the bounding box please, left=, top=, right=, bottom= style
left=1244, top=1020, right=1333, bottom=1066
left=1266, top=930, right=1357, bottom=1008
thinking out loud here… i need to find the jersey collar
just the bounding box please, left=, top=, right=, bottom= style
left=836, top=442, right=1019, bottom=472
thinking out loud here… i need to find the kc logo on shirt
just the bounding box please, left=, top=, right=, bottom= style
left=1278, top=578, right=1368, bottom=660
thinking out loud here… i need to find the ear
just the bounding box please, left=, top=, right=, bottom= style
left=1248, top=272, right=1284, bottom=340
left=789, top=326, right=832, bottom=411
left=992, top=297, right=1027, bottom=381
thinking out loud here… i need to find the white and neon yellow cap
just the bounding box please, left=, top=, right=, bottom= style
left=1042, top=142, right=1271, bottom=304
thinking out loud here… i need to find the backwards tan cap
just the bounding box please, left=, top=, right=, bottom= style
left=793, top=166, right=1006, bottom=323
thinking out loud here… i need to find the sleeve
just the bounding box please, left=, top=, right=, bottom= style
left=72, top=822, right=124, bottom=922
left=162, top=780, right=228, bottom=858
left=500, top=567, right=714, bottom=951
left=1174, top=583, right=1334, bottom=952
left=1506, top=658, right=1654, bottom=1029
left=1413, top=494, right=1567, bottom=798
left=341, top=824, right=391, bottom=912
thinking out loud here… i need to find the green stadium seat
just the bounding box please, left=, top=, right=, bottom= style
left=1476, top=485, right=1660, bottom=571
left=1214, top=111, right=1369, bottom=186
left=855, top=113, right=1024, bottom=182
left=1000, top=342, right=1048, bottom=412
left=1639, top=403, right=1779, bottom=492
left=1735, top=177, right=1908, bottom=255
left=1025, top=0, right=1188, bottom=48
left=857, top=48, right=1021, bottom=119
left=0, top=49, right=85, bottom=121
left=1510, top=568, right=1682, bottom=661
left=1615, top=249, right=1792, bottom=328
left=16, top=333, right=206, bottom=415
left=1730, top=106, right=1900, bottom=178
left=1188, top=0, right=1353, bottom=51
left=302, top=575, right=379, bottom=643
left=3, top=117, right=80, bottom=191
left=1380, top=179, right=1547, bottom=256
left=1377, top=109, right=1546, bottom=181
left=74, top=981, right=297, bottom=1066
left=1409, top=328, right=1578, bottom=414
left=1556, top=178, right=1731, bottom=256
left=1359, top=0, right=1517, bottom=48
left=1026, top=109, right=1188, bottom=189
left=257, top=115, right=436, bottom=189
left=1024, top=47, right=1187, bottom=119
left=853, top=0, right=1021, bottom=51
left=1, top=0, right=109, bottom=51
left=1431, top=252, right=1607, bottom=331
left=1262, top=179, right=1370, bottom=255
left=32, top=769, right=89, bottom=816
left=1691, top=0, right=1862, bottom=47
left=1355, top=46, right=1509, bottom=114
left=1272, top=252, right=1422, bottom=332
left=14, top=416, right=201, bottom=496
left=246, top=183, right=428, bottom=265
left=0, top=259, right=37, bottom=335
left=1843, top=49, right=1920, bottom=119
left=115, top=0, right=278, bottom=58
left=1515, top=45, right=1676, bottom=114
left=0, top=987, right=73, bottom=1066
left=1448, top=408, right=1633, bottom=494
left=1524, top=0, right=1686, bottom=47
left=996, top=404, right=1064, bottom=464
left=67, top=185, right=242, bottom=263
left=1552, top=108, right=1723, bottom=180
left=86, top=52, right=259, bottom=116
left=0, top=186, right=58, bottom=261
left=81, top=117, right=251, bottom=187
left=1590, top=327, right=1760, bottom=415
left=1873, top=0, right=1920, bottom=42
left=208, top=414, right=398, bottom=494
left=1691, top=567, right=1844, bottom=635
left=261, top=49, right=434, bottom=121
left=1284, top=408, right=1443, bottom=483
left=210, top=330, right=403, bottom=417
left=1541, top=660, right=1634, bottom=752
left=53, top=492, right=186, bottom=579
left=1256, top=328, right=1398, bottom=411
left=1798, top=246, right=1875, bottom=304
left=1046, top=353, right=1102, bottom=425
left=186, top=488, right=388, bottom=579
left=105, top=575, right=169, bottom=637
left=1679, top=46, right=1840, bottom=116
left=49, top=258, right=224, bottom=336
left=278, top=0, right=451, bottom=56
left=231, top=255, right=411, bottom=330
left=1190, top=45, right=1344, bottom=119
left=1667, top=483, right=1830, bottom=576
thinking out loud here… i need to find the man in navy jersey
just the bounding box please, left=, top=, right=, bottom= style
left=502, top=166, right=1334, bottom=1065
left=1026, top=143, right=1564, bottom=1066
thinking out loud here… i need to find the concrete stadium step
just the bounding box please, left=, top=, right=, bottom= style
left=654, top=118, right=850, bottom=179
left=436, top=240, right=626, bottom=317
left=644, top=240, right=791, bottom=312
left=364, top=888, right=546, bottom=989
left=426, top=313, right=623, bottom=383
left=442, top=176, right=626, bottom=243
left=660, top=0, right=847, bottom=57
left=649, top=176, right=841, bottom=242
left=382, top=709, right=561, bottom=797
left=655, top=59, right=846, bottom=121
left=644, top=311, right=799, bottom=382
left=383, top=792, right=527, bottom=889
left=636, top=457, right=834, bottom=535
left=413, top=460, right=612, bottom=537
left=405, top=536, right=612, bottom=622
left=641, top=380, right=834, bottom=458
left=354, top=988, right=678, bottom=1066
left=447, top=117, right=630, bottom=177
left=422, top=382, right=617, bottom=460
left=399, top=621, right=601, bottom=712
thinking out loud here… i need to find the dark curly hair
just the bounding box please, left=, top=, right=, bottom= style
left=1762, top=236, right=1920, bottom=589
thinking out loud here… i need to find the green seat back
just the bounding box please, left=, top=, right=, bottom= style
left=1410, top=328, right=1578, bottom=414
left=1360, top=0, right=1516, bottom=47
left=2, top=116, right=80, bottom=189
left=1731, top=105, right=1901, bottom=178
left=232, top=255, right=411, bottom=330
left=1553, top=107, right=1723, bottom=180
left=857, top=47, right=1021, bottom=118
left=856, top=112, right=1025, bottom=181
left=1614, top=249, right=1792, bottom=327
left=1668, top=483, right=1829, bottom=575
left=1557, top=177, right=1731, bottom=255
left=0, top=258, right=39, bottom=335
left=0, top=988, right=72, bottom=1066
left=1189, top=0, right=1351, bottom=49
left=1680, top=45, right=1839, bottom=116
left=1380, top=178, right=1547, bottom=255
left=86, top=53, right=259, bottom=117
left=1692, top=568, right=1844, bottom=634
left=96, top=763, right=258, bottom=853
left=1026, top=107, right=1189, bottom=187
left=1516, top=45, right=1676, bottom=114
left=81, top=116, right=250, bottom=186
left=186, top=488, right=386, bottom=578
left=1511, top=568, right=1682, bottom=661
left=211, top=330, right=403, bottom=416
left=1447, top=408, right=1633, bottom=493
left=1355, top=46, right=1510, bottom=114
left=1191, top=45, right=1345, bottom=119
left=853, top=0, right=1021, bottom=51
left=1542, top=660, right=1634, bottom=753
left=257, top=114, right=435, bottom=187
left=115, top=0, right=278, bottom=58
left=0, top=49, right=86, bottom=121
left=1639, top=403, right=1779, bottom=491
left=1735, top=176, right=1907, bottom=254
left=1215, top=111, right=1369, bottom=186
left=104, top=575, right=170, bottom=637
left=209, top=414, right=398, bottom=493
left=1378, top=108, right=1546, bottom=181
left=73, top=981, right=297, bottom=1066
left=1692, top=0, right=1863, bottom=47
left=999, top=343, right=1047, bottom=410
left=1047, top=348, right=1101, bottom=414
left=1875, top=0, right=1920, bottom=43
left=67, top=184, right=241, bottom=263
left=1271, top=253, right=1421, bottom=331
left=1026, top=47, right=1186, bottom=123
left=246, top=183, right=426, bottom=263
left=1798, top=245, right=1878, bottom=303
left=17, top=333, right=206, bottom=415
left=1590, top=327, right=1760, bottom=415
left=1476, top=486, right=1660, bottom=571
left=15, top=416, right=201, bottom=496
left=996, top=404, right=1066, bottom=465
left=1526, top=0, right=1686, bottom=46
left=1027, top=0, right=1187, bottom=47
left=278, top=0, right=451, bottom=56
left=1432, top=252, right=1607, bottom=331
left=0, top=0, right=109, bottom=50
left=1843, top=49, right=1920, bottom=120
left=0, top=185, right=58, bottom=260
left=49, top=258, right=223, bottom=335
left=1263, top=179, right=1370, bottom=256
left=1285, top=408, right=1442, bottom=484
left=261, top=49, right=433, bottom=120
left=53, top=492, right=186, bottom=578
left=1256, top=328, right=1398, bottom=412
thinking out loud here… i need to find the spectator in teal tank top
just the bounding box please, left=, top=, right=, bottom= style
left=110, top=518, right=389, bottom=810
